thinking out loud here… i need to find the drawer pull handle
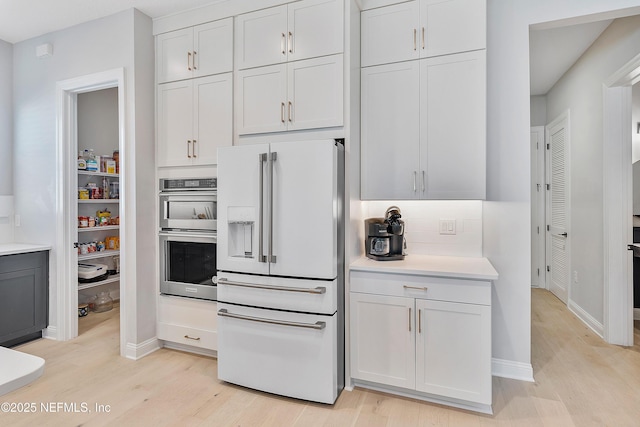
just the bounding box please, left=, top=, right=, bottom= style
left=218, top=309, right=326, bottom=330
left=218, top=278, right=326, bottom=294
left=184, top=335, right=200, bottom=341
left=403, top=285, right=428, bottom=291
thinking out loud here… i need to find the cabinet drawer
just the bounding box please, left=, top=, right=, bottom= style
left=350, top=270, right=490, bottom=305
left=158, top=295, right=217, bottom=330
left=157, top=322, right=217, bottom=351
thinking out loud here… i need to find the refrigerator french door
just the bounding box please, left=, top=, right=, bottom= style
left=217, top=139, right=344, bottom=404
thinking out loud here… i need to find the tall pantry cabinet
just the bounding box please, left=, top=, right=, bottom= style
left=360, top=0, right=487, bottom=200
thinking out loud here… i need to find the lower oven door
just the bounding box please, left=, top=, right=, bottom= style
left=159, top=232, right=217, bottom=301
left=217, top=302, right=339, bottom=404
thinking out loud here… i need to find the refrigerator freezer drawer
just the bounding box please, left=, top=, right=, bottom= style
left=217, top=272, right=337, bottom=314
left=217, top=302, right=340, bottom=404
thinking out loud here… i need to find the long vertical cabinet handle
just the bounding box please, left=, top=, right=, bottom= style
left=418, top=309, right=422, bottom=334
left=422, top=27, right=425, bottom=50
left=258, top=153, right=267, bottom=263
left=422, top=170, right=425, bottom=193
left=193, top=139, right=197, bottom=158
left=413, top=171, right=417, bottom=192
left=413, top=29, right=417, bottom=51
left=281, top=102, right=286, bottom=123
left=187, top=140, right=192, bottom=158
left=193, top=51, right=197, bottom=70
left=288, top=32, right=293, bottom=54
left=269, top=152, right=278, bottom=263
left=408, top=307, right=412, bottom=332
left=281, top=33, right=286, bottom=55
left=288, top=102, right=293, bottom=123
left=187, top=52, right=192, bottom=71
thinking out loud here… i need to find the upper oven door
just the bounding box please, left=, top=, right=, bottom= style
left=159, top=191, right=217, bottom=231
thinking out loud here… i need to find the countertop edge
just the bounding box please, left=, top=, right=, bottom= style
left=0, top=243, right=52, bottom=257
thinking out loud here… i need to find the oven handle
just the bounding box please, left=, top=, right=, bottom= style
left=159, top=231, right=217, bottom=241
left=218, top=278, right=326, bottom=294
left=218, top=308, right=326, bottom=330
left=158, top=191, right=217, bottom=197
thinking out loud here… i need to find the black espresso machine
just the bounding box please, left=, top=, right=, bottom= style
left=365, top=206, right=406, bottom=261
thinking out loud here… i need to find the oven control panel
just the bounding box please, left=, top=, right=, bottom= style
left=160, top=178, right=217, bottom=191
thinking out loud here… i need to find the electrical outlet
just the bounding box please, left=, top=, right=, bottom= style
left=573, top=270, right=578, bottom=284
left=439, top=219, right=456, bottom=235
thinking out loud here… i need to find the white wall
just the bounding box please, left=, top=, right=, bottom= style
left=12, top=9, right=156, bottom=350
left=0, top=40, right=12, bottom=196
left=530, top=95, right=547, bottom=127
left=77, top=87, right=119, bottom=156
left=485, top=0, right=640, bottom=372
left=545, top=14, right=640, bottom=325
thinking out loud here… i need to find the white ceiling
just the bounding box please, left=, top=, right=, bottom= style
left=0, top=0, right=222, bottom=44
left=529, top=19, right=612, bottom=96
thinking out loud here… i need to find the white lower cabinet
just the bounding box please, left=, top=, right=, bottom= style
left=157, top=295, right=218, bottom=352
left=350, top=270, right=492, bottom=413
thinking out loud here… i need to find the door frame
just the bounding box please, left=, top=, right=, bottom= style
left=55, top=68, right=126, bottom=353
left=531, top=126, right=546, bottom=289
left=602, top=53, right=640, bottom=346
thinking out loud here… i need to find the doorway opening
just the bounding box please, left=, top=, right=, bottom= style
left=55, top=69, right=127, bottom=354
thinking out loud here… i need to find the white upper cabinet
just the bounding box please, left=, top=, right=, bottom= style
left=235, top=0, right=344, bottom=70
left=361, top=0, right=486, bottom=67
left=157, top=18, right=233, bottom=83
left=157, top=73, right=232, bottom=167
left=236, top=54, right=343, bottom=135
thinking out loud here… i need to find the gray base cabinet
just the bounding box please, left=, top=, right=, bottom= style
left=0, top=251, right=48, bottom=347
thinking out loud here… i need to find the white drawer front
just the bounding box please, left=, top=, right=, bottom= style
left=158, top=295, right=218, bottom=330
left=350, top=270, right=490, bottom=305
left=217, top=302, right=339, bottom=404
left=158, top=322, right=218, bottom=351
left=217, top=272, right=337, bottom=314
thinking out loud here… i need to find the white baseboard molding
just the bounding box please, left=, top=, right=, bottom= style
left=568, top=300, right=604, bottom=338
left=634, top=308, right=640, bottom=321
left=124, top=337, right=161, bottom=360
left=42, top=326, right=58, bottom=340
left=161, top=341, right=217, bottom=358
left=491, top=358, right=534, bottom=382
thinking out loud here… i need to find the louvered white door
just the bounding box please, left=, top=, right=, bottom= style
left=545, top=112, right=570, bottom=304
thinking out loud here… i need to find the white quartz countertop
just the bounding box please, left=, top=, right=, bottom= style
left=350, top=254, right=499, bottom=281
left=0, top=243, right=51, bottom=256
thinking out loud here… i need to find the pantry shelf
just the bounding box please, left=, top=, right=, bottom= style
left=78, top=274, right=120, bottom=290
left=78, top=250, right=120, bottom=261
left=78, top=199, right=120, bottom=204
left=78, top=225, right=120, bottom=232
left=78, top=171, right=119, bottom=178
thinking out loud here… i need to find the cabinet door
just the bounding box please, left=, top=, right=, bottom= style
left=235, top=64, right=287, bottom=135
left=193, top=73, right=232, bottom=165
left=235, top=5, right=288, bottom=70
left=157, top=27, right=193, bottom=84
left=287, top=54, right=343, bottom=131
left=361, top=1, right=419, bottom=67
left=419, top=51, right=486, bottom=199
left=288, top=0, right=344, bottom=62
left=350, top=293, right=415, bottom=389
left=193, top=18, right=234, bottom=78
left=157, top=80, right=193, bottom=167
left=419, top=0, right=486, bottom=58
left=361, top=61, right=420, bottom=200
left=415, top=299, right=491, bottom=404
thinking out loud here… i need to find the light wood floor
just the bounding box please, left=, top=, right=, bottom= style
left=3, top=289, right=640, bottom=426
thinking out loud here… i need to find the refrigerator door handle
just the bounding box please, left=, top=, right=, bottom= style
left=269, top=152, right=277, bottom=263
left=259, top=153, right=268, bottom=263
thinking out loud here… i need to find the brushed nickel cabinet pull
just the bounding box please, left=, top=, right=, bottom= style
left=409, top=307, right=412, bottom=332
left=413, top=171, right=417, bottom=192
left=187, top=140, right=192, bottom=158
left=422, top=170, right=425, bottom=192
left=184, top=335, right=200, bottom=341
left=288, top=32, right=293, bottom=53
left=281, top=33, right=286, bottom=55
left=193, top=51, right=197, bottom=69
left=418, top=309, right=422, bottom=334
left=193, top=139, right=197, bottom=158
left=281, top=102, right=286, bottom=123
left=187, top=51, right=192, bottom=71
left=421, top=27, right=425, bottom=50
left=404, top=285, right=428, bottom=291
left=288, top=101, right=293, bottom=122
left=413, top=29, right=417, bottom=51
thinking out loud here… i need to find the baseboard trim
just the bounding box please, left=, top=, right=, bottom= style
left=42, top=326, right=57, bottom=340
left=161, top=341, right=217, bottom=358
left=491, top=358, right=534, bottom=382
left=634, top=308, right=640, bottom=321
left=568, top=300, right=604, bottom=338
left=124, top=337, right=161, bottom=360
